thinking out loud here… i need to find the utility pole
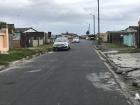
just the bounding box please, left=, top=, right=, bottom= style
left=97, top=0, right=100, bottom=45
left=138, top=20, right=140, bottom=48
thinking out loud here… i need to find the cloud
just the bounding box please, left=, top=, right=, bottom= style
left=1, top=0, right=32, bottom=8
left=0, top=0, right=140, bottom=34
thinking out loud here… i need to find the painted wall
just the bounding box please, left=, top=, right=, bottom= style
left=123, top=33, right=135, bottom=47
left=33, top=40, right=38, bottom=47
left=107, top=32, right=123, bottom=43
left=0, top=28, right=9, bottom=54
left=0, top=36, right=3, bottom=49
left=12, top=33, right=21, bottom=48
left=39, top=39, right=43, bottom=45
left=32, top=39, right=44, bottom=47
left=100, top=33, right=108, bottom=42
left=13, top=40, right=21, bottom=48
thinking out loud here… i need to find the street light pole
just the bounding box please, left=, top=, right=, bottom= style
left=97, top=0, right=100, bottom=45
left=89, top=14, right=95, bottom=36
left=93, top=15, right=95, bottom=36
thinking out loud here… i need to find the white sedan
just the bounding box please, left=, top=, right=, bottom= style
left=53, top=37, right=70, bottom=51
left=72, top=37, right=80, bottom=43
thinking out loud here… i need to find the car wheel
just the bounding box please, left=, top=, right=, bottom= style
left=68, top=46, right=71, bottom=50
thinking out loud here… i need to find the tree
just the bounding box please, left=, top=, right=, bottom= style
left=86, top=30, right=90, bottom=35
left=0, top=21, right=7, bottom=29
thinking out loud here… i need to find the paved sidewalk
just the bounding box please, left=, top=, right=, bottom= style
left=95, top=45, right=140, bottom=105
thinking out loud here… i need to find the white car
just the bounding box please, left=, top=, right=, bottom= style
left=53, top=37, right=70, bottom=51
left=72, top=37, right=80, bottom=43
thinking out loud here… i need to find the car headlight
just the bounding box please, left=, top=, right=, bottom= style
left=64, top=44, right=68, bottom=46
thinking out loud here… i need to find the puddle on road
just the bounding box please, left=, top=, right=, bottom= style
left=87, top=72, right=121, bottom=92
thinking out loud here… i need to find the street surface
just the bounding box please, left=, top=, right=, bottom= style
left=0, top=40, right=130, bottom=105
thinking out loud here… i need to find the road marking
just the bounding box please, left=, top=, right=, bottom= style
left=0, top=68, right=11, bottom=73
left=28, top=69, right=41, bottom=73
left=48, top=51, right=54, bottom=54
left=0, top=66, right=16, bottom=73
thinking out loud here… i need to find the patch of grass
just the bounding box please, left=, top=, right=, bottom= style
left=119, top=48, right=140, bottom=53
left=103, top=43, right=140, bottom=53
left=30, top=44, right=53, bottom=54
left=0, top=49, right=36, bottom=65
left=0, top=61, right=9, bottom=65
left=35, top=43, right=53, bottom=52
left=0, top=43, right=53, bottom=65
left=107, top=43, right=129, bottom=48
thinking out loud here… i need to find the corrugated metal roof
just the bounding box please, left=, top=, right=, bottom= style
left=15, top=27, right=38, bottom=33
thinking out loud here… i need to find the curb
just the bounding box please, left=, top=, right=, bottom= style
left=98, top=50, right=118, bottom=70
left=0, top=65, right=6, bottom=71
left=94, top=47, right=139, bottom=105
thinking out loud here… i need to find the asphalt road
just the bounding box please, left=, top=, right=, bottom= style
left=0, top=40, right=130, bottom=105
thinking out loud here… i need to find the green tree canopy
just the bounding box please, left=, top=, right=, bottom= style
left=0, top=21, right=7, bottom=29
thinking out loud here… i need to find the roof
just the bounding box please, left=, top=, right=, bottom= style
left=15, top=27, right=38, bottom=33
left=61, top=32, right=78, bottom=36
left=128, top=26, right=138, bottom=30
left=123, top=26, right=138, bottom=32
left=107, top=31, right=122, bottom=33
left=7, top=24, right=15, bottom=28
left=107, top=29, right=137, bottom=34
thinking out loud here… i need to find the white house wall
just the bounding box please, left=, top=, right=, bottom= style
left=33, top=40, right=38, bottom=47
left=102, top=35, right=108, bottom=42
left=39, top=39, right=43, bottom=45
left=32, top=39, right=44, bottom=47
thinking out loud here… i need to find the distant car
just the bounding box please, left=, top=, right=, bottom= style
left=53, top=37, right=70, bottom=51
left=72, top=37, right=80, bottom=43
left=86, top=37, right=89, bottom=40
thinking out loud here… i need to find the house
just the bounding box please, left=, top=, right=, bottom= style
left=0, top=23, right=15, bottom=49
left=99, top=33, right=108, bottom=42
left=21, top=32, right=47, bottom=47
left=14, top=27, right=48, bottom=48
left=106, top=26, right=139, bottom=47
left=123, top=26, right=138, bottom=47
left=105, top=21, right=140, bottom=47
left=107, top=31, right=124, bottom=44
left=0, top=27, right=9, bottom=54
left=13, top=27, right=38, bottom=48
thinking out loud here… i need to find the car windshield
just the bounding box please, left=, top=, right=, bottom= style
left=74, top=37, right=79, bottom=39
left=55, top=38, right=68, bottom=42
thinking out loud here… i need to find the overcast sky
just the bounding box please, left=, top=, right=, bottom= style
left=0, top=0, right=140, bottom=35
